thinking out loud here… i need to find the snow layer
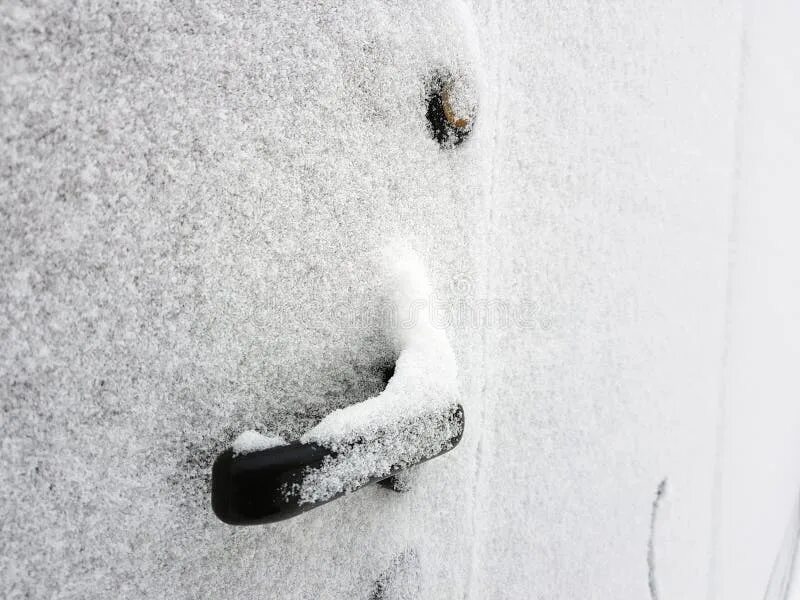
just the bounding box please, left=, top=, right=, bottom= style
left=1, top=3, right=481, bottom=598
left=1, top=1, right=799, bottom=599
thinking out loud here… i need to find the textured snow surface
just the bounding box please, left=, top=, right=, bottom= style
left=2, top=0, right=799, bottom=599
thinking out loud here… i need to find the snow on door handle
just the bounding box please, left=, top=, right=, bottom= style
left=211, top=403, right=464, bottom=525
left=211, top=245, right=463, bottom=525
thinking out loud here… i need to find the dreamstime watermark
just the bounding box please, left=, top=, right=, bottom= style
left=327, top=295, right=550, bottom=332
left=245, top=273, right=553, bottom=332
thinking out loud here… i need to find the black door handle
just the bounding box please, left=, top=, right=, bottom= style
left=211, top=403, right=464, bottom=525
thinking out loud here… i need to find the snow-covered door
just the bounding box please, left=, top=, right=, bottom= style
left=3, top=2, right=800, bottom=599
left=2, top=3, right=485, bottom=598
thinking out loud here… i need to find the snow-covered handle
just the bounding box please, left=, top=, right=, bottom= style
left=211, top=403, right=464, bottom=525
left=212, top=246, right=464, bottom=525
